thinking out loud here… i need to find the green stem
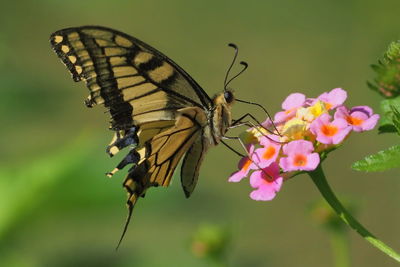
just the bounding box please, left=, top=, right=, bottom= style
left=308, top=165, right=400, bottom=263
left=329, top=230, right=350, bottom=267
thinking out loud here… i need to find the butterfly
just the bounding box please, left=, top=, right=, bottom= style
left=50, top=25, right=249, bottom=246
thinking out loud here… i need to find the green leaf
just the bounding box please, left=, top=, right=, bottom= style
left=378, top=124, right=397, bottom=134
left=381, top=96, right=400, bottom=113
left=385, top=41, right=400, bottom=62
left=391, top=105, right=400, bottom=135
left=378, top=96, right=400, bottom=134
left=352, top=145, right=400, bottom=172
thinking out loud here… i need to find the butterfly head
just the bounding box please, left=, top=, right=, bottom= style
left=224, top=90, right=235, bottom=104
left=213, top=89, right=235, bottom=107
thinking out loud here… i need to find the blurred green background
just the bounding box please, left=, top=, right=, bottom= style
left=1, top=0, right=399, bottom=266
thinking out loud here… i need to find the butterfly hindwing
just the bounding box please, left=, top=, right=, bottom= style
left=120, top=107, right=206, bottom=243
left=181, top=136, right=209, bottom=198
left=123, top=107, right=206, bottom=195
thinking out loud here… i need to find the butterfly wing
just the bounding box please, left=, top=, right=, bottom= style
left=181, top=135, right=209, bottom=198
left=50, top=25, right=212, bottom=153
left=116, top=106, right=206, bottom=247
left=50, top=26, right=215, bottom=244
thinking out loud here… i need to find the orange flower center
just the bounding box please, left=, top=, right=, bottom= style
left=325, top=102, right=333, bottom=110
left=346, top=116, right=363, bottom=126
left=242, top=158, right=252, bottom=171
left=293, top=154, right=307, bottom=166
left=262, top=146, right=276, bottom=160
left=321, top=124, right=338, bottom=136
left=285, top=108, right=293, bottom=114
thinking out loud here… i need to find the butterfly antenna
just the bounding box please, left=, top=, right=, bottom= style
left=225, top=61, right=248, bottom=89
left=116, top=195, right=137, bottom=250
left=224, top=43, right=239, bottom=91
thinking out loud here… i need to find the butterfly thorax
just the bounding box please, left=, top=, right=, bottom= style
left=207, top=91, right=234, bottom=145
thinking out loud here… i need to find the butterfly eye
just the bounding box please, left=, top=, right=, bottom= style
left=224, top=91, right=234, bottom=103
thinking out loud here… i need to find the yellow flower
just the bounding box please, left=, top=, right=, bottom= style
left=296, top=100, right=328, bottom=122
left=281, top=118, right=308, bottom=140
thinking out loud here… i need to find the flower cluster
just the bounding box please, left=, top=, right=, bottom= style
left=229, top=88, right=379, bottom=201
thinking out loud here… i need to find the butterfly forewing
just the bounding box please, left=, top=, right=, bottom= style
left=50, top=26, right=212, bottom=131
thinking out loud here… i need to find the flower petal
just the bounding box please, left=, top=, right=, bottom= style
left=228, top=170, right=247, bottom=182
left=303, top=153, right=320, bottom=171
left=351, top=106, right=373, bottom=116
left=249, top=170, right=264, bottom=188
left=359, top=114, right=380, bottom=131
left=282, top=140, right=314, bottom=156
left=334, top=106, right=349, bottom=120
left=250, top=177, right=283, bottom=201
left=282, top=93, right=306, bottom=110
left=318, top=88, right=347, bottom=109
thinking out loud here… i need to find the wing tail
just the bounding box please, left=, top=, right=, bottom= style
left=117, top=161, right=150, bottom=249
left=116, top=193, right=138, bottom=250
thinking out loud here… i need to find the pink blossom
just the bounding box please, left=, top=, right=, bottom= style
left=282, top=93, right=307, bottom=110
left=227, top=88, right=380, bottom=202
left=279, top=140, right=320, bottom=171
left=310, top=114, right=352, bottom=144
left=249, top=163, right=283, bottom=201
left=274, top=93, right=306, bottom=123
left=228, top=145, right=255, bottom=182
left=252, top=136, right=281, bottom=168
left=334, top=106, right=380, bottom=132
left=317, top=88, right=347, bottom=110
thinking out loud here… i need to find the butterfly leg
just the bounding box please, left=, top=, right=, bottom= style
left=229, top=118, right=266, bottom=136
left=106, top=126, right=139, bottom=157
left=230, top=119, right=279, bottom=144
left=220, top=139, right=246, bottom=157
left=232, top=113, right=281, bottom=136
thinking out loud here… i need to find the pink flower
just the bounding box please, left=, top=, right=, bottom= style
left=249, top=163, right=283, bottom=201
left=317, top=88, right=347, bottom=110
left=334, top=106, right=380, bottom=132
left=252, top=136, right=281, bottom=168
left=310, top=114, right=352, bottom=144
left=228, top=88, right=380, bottom=202
left=279, top=140, right=320, bottom=171
left=228, top=145, right=255, bottom=182
left=274, top=93, right=306, bottom=123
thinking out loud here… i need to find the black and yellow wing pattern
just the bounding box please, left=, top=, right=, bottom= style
left=50, top=26, right=212, bottom=243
